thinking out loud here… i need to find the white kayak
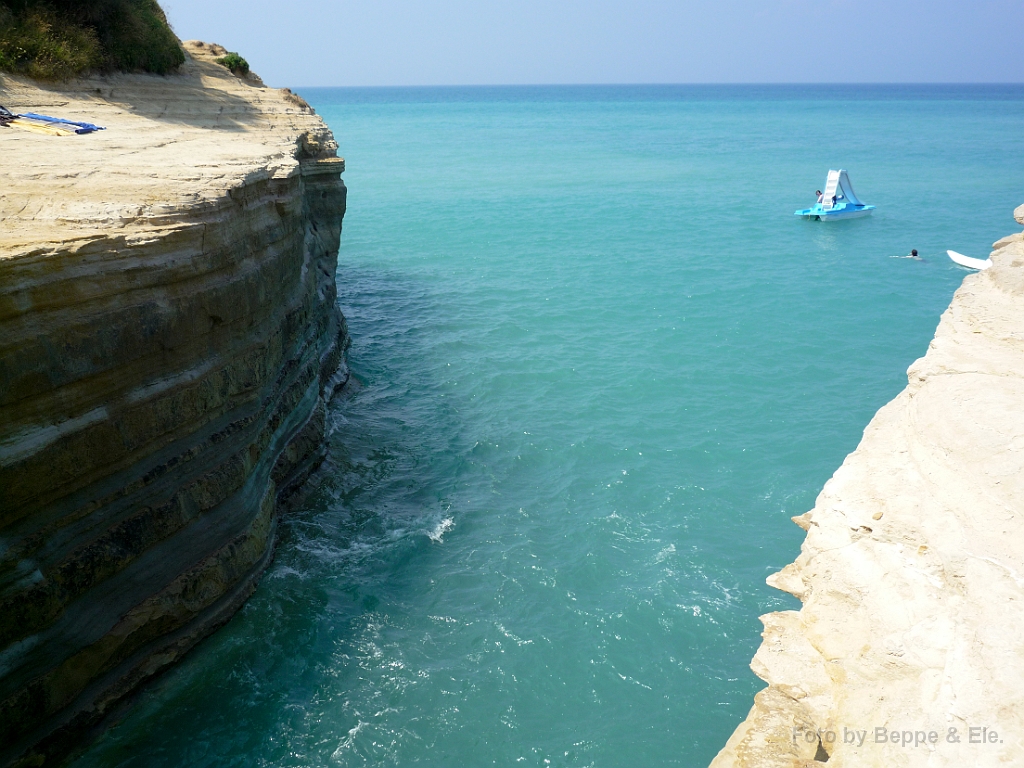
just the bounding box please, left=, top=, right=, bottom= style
left=947, top=250, right=992, bottom=270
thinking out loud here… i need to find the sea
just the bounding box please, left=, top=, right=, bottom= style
left=73, top=84, right=1024, bottom=767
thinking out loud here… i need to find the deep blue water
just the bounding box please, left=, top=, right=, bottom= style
left=74, top=84, right=1024, bottom=767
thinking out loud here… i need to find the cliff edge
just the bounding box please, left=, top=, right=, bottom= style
left=711, top=212, right=1024, bottom=767
left=0, top=42, right=348, bottom=766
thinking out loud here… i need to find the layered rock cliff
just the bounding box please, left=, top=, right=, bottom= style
left=0, top=42, right=347, bottom=766
left=711, top=211, right=1024, bottom=767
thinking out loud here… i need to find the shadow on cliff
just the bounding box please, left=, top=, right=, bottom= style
left=99, top=76, right=263, bottom=130
left=100, top=52, right=286, bottom=130
left=16, top=63, right=268, bottom=131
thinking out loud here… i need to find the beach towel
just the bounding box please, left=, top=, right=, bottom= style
left=0, top=105, right=105, bottom=135
left=9, top=119, right=79, bottom=136
left=18, top=112, right=105, bottom=134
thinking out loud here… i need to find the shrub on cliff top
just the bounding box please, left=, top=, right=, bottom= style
left=0, top=0, right=184, bottom=80
left=215, top=51, right=248, bottom=76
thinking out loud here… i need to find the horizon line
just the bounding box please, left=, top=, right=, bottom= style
left=291, top=81, right=1024, bottom=90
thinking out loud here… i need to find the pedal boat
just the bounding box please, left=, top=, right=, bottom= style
left=795, top=169, right=875, bottom=221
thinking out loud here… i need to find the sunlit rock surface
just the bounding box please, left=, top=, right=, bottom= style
left=0, top=41, right=347, bottom=767
left=711, top=220, right=1024, bottom=767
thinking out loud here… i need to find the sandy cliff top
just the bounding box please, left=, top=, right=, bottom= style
left=0, top=41, right=341, bottom=258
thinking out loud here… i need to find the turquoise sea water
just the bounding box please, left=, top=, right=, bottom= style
left=75, top=85, right=1024, bottom=767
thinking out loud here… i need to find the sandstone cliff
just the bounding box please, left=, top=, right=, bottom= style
left=0, top=42, right=347, bottom=766
left=711, top=211, right=1024, bottom=767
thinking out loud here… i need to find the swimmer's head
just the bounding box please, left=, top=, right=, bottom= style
left=911, top=249, right=918, bottom=257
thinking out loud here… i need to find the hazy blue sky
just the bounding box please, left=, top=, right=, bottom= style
left=162, top=0, right=1024, bottom=87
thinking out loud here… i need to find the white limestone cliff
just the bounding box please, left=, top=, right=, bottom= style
left=711, top=211, right=1024, bottom=768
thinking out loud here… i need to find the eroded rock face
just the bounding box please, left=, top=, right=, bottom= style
left=0, top=42, right=347, bottom=767
left=711, top=225, right=1024, bottom=768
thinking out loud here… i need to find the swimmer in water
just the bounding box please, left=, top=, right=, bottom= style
left=910, top=249, right=920, bottom=259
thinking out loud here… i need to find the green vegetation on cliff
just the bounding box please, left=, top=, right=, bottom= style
left=0, top=0, right=184, bottom=80
left=216, top=51, right=249, bottom=76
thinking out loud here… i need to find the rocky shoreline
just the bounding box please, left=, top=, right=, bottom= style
left=0, top=42, right=347, bottom=767
left=711, top=211, right=1024, bottom=767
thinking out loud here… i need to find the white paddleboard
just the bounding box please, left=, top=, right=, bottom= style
left=947, top=250, right=992, bottom=270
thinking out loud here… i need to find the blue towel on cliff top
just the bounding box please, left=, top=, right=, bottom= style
left=18, top=112, right=105, bottom=134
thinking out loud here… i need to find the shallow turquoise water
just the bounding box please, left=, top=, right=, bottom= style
left=75, top=85, right=1024, bottom=767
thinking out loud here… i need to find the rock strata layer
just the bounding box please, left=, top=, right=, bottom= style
left=0, top=42, right=347, bottom=767
left=711, top=209, right=1024, bottom=768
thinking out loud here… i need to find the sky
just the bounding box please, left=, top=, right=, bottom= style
left=161, top=0, right=1024, bottom=87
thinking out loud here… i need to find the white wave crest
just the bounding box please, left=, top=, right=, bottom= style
left=426, top=516, right=454, bottom=543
